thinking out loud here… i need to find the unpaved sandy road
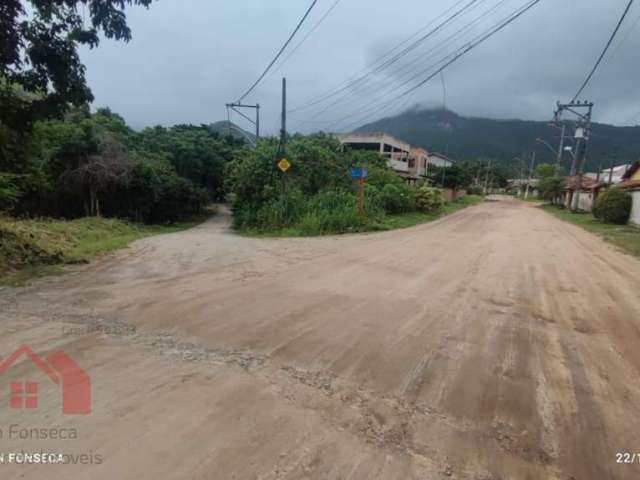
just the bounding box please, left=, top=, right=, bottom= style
left=1, top=197, right=640, bottom=479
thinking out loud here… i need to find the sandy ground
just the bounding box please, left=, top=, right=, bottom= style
left=1, top=197, right=640, bottom=479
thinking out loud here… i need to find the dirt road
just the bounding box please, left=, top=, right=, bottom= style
left=1, top=197, right=640, bottom=479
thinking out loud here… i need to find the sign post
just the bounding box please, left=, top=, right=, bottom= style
left=350, top=166, right=368, bottom=215
left=278, top=158, right=290, bottom=193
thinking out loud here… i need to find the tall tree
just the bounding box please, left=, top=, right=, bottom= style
left=0, top=0, right=154, bottom=131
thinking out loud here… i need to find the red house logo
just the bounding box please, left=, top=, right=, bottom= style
left=0, top=345, right=91, bottom=415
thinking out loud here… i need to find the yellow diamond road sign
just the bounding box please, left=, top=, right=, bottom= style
left=277, top=158, right=291, bottom=173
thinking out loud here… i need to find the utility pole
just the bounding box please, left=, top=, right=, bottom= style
left=280, top=78, right=287, bottom=154
left=525, top=152, right=536, bottom=200
left=256, top=104, right=260, bottom=139
left=556, top=122, right=566, bottom=174
left=518, top=154, right=525, bottom=197
left=554, top=100, right=593, bottom=210
left=483, top=159, right=492, bottom=195
left=277, top=78, right=288, bottom=193
left=225, top=102, right=261, bottom=144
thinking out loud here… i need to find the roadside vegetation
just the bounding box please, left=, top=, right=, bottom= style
left=540, top=204, right=640, bottom=258
left=1, top=1, right=491, bottom=281
left=226, top=134, right=485, bottom=236
left=526, top=168, right=639, bottom=257
left=0, top=215, right=207, bottom=286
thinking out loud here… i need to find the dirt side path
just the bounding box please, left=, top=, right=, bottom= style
left=1, top=198, right=640, bottom=479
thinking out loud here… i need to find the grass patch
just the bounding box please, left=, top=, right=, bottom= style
left=244, top=195, right=483, bottom=237
left=540, top=204, right=640, bottom=258
left=519, top=196, right=544, bottom=203
left=0, top=213, right=210, bottom=287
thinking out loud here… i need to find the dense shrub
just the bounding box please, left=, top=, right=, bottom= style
left=467, top=185, right=483, bottom=196
left=255, top=190, right=307, bottom=230
left=378, top=184, right=415, bottom=214
left=0, top=174, right=20, bottom=212
left=593, top=188, right=632, bottom=224
left=415, top=186, right=444, bottom=212
left=538, top=177, right=564, bottom=201
left=1, top=109, right=234, bottom=224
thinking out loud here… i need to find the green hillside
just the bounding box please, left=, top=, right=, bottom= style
left=355, top=108, right=640, bottom=173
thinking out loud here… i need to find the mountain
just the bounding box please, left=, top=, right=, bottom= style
left=355, top=108, right=640, bottom=172
left=208, top=121, right=256, bottom=143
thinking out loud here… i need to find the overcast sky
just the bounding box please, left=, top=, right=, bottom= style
left=79, top=0, right=640, bottom=134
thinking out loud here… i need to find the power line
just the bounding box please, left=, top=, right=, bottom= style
left=330, top=0, right=543, bottom=131
left=322, top=0, right=541, bottom=131
left=267, top=0, right=344, bottom=79
left=607, top=5, right=640, bottom=61
left=571, top=0, right=635, bottom=102
left=301, top=0, right=510, bottom=122
left=288, top=0, right=482, bottom=113
left=235, top=0, right=319, bottom=103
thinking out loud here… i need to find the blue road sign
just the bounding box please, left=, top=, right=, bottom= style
left=350, top=167, right=368, bottom=179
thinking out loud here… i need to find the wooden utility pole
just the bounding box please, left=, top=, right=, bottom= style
left=280, top=78, right=286, bottom=151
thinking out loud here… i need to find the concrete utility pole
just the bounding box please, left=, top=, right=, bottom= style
left=556, top=122, right=566, bottom=173
left=525, top=152, right=536, bottom=200
left=554, top=100, right=593, bottom=211
left=609, top=157, right=616, bottom=184
left=483, top=159, right=492, bottom=195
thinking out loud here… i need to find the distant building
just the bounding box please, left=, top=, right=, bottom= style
left=619, top=162, right=640, bottom=225
left=585, top=164, right=633, bottom=185
left=337, top=132, right=455, bottom=182
left=427, top=152, right=454, bottom=168
left=338, top=132, right=411, bottom=178
left=563, top=175, right=599, bottom=211
left=409, top=148, right=429, bottom=179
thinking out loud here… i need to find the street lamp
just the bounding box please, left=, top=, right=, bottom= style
left=536, top=137, right=558, bottom=157
left=564, top=145, right=576, bottom=160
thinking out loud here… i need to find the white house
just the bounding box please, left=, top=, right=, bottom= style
left=337, top=133, right=455, bottom=182
left=338, top=132, right=411, bottom=176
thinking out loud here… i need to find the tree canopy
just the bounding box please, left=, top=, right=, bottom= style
left=0, top=0, right=154, bottom=130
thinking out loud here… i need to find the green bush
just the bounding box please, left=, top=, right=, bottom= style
left=415, top=186, right=444, bottom=212
left=467, top=185, right=483, bottom=196
left=593, top=188, right=632, bottom=224
left=298, top=205, right=367, bottom=235
left=255, top=190, right=307, bottom=230
left=538, top=176, right=564, bottom=201
left=378, top=183, right=415, bottom=214
left=0, top=174, right=20, bottom=212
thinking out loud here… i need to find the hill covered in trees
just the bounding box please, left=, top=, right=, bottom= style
left=356, top=108, right=640, bottom=173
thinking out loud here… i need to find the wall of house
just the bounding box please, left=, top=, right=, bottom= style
left=576, top=191, right=594, bottom=212
left=630, top=190, right=640, bottom=225
left=442, top=188, right=467, bottom=202
left=428, top=156, right=452, bottom=168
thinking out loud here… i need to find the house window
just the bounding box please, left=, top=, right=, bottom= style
left=10, top=381, right=38, bottom=409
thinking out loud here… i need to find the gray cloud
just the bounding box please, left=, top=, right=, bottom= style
left=79, top=0, right=640, bottom=133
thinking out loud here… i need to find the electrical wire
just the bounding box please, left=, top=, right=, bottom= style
left=267, top=0, right=344, bottom=79
left=607, top=5, right=640, bottom=62
left=302, top=0, right=510, bottom=122
left=329, top=0, right=543, bottom=132
left=571, top=0, right=635, bottom=102
left=288, top=0, right=481, bottom=113
left=235, top=0, right=319, bottom=103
